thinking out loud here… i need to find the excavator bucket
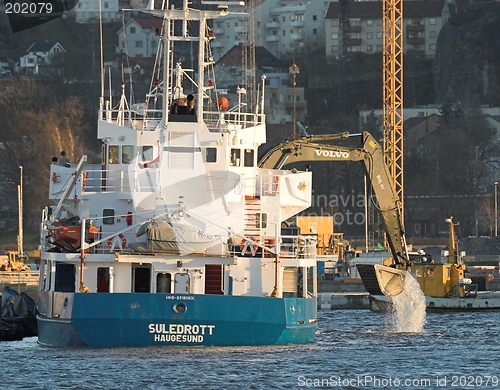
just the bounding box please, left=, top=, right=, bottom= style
left=357, top=264, right=406, bottom=297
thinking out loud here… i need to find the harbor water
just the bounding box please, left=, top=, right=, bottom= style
left=2, top=310, right=499, bottom=389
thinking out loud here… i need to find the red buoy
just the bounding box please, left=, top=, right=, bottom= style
left=217, top=97, right=229, bottom=111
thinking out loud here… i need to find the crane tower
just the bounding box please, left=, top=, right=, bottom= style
left=382, top=0, right=404, bottom=220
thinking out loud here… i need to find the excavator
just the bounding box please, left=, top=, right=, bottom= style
left=258, top=131, right=411, bottom=297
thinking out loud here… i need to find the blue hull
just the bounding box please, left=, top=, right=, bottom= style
left=37, top=292, right=317, bottom=347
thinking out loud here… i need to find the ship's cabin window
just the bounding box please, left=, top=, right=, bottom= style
left=142, top=145, right=153, bottom=161
left=103, top=208, right=115, bottom=224
left=256, top=212, right=268, bottom=228
left=108, top=145, right=119, bottom=164
left=122, top=145, right=133, bottom=164
left=230, top=148, right=240, bottom=166
left=206, top=147, right=217, bottom=163
left=244, top=149, right=254, bottom=167
left=97, top=267, right=110, bottom=292
left=156, top=273, right=172, bottom=293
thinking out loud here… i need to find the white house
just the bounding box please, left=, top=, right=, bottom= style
left=117, top=18, right=163, bottom=58
left=19, top=41, right=65, bottom=75
left=0, top=59, right=11, bottom=76
left=72, top=0, right=120, bottom=23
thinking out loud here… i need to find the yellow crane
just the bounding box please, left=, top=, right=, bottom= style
left=382, top=0, right=404, bottom=220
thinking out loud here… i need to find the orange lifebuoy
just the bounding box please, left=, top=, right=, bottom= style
left=82, top=171, right=88, bottom=188
left=273, top=176, right=279, bottom=192
left=108, top=234, right=127, bottom=250
left=240, top=237, right=258, bottom=256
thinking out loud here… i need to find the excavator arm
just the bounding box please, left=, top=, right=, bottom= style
left=259, top=131, right=410, bottom=296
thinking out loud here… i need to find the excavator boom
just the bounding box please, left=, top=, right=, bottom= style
left=259, top=131, right=410, bottom=296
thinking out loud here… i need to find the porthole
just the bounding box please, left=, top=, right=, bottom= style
left=173, top=302, right=187, bottom=313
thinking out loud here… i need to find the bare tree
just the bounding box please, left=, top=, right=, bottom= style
left=479, top=197, right=495, bottom=237
left=0, top=78, right=89, bottom=227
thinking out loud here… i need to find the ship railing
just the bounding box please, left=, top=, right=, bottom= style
left=84, top=228, right=138, bottom=254
left=99, top=107, right=265, bottom=131
left=100, top=108, right=163, bottom=130
left=81, top=168, right=156, bottom=193
left=203, top=110, right=265, bottom=131
left=229, top=235, right=316, bottom=259
left=279, top=235, right=317, bottom=259
left=259, top=172, right=281, bottom=197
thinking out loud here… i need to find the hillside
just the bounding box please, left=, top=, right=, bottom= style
left=433, top=3, right=500, bottom=106
left=0, top=12, right=120, bottom=70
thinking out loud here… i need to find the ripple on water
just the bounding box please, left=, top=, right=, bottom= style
left=1, top=310, right=500, bottom=389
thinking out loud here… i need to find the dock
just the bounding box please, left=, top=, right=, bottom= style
left=318, top=293, right=370, bottom=310
left=0, top=271, right=39, bottom=303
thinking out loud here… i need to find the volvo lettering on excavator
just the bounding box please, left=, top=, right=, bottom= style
left=259, top=132, right=411, bottom=296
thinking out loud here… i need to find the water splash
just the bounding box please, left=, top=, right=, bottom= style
left=389, top=271, right=426, bottom=333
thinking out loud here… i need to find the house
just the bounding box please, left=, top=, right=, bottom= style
left=117, top=18, right=163, bottom=58
left=72, top=0, right=120, bottom=23
left=19, top=41, right=65, bottom=75
left=404, top=114, right=441, bottom=154
left=325, top=0, right=449, bottom=60
left=0, top=58, right=12, bottom=77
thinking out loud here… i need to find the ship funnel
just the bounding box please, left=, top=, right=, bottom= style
left=357, top=264, right=406, bottom=296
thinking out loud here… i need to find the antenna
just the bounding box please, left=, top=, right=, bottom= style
left=99, top=0, right=104, bottom=99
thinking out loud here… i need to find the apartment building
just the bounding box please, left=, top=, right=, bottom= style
left=211, top=0, right=330, bottom=61
left=325, top=0, right=448, bottom=60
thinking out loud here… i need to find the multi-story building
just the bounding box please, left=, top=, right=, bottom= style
left=325, top=0, right=448, bottom=60
left=211, top=0, right=330, bottom=61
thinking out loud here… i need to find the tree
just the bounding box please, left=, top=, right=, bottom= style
left=435, top=102, right=499, bottom=195
left=0, top=78, right=90, bottom=228
left=479, top=196, right=495, bottom=237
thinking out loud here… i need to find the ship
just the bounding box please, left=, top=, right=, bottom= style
left=36, top=0, right=318, bottom=347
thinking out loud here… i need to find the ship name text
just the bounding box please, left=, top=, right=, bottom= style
left=149, top=323, right=215, bottom=343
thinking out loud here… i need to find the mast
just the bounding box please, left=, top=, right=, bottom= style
left=18, top=165, right=24, bottom=259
